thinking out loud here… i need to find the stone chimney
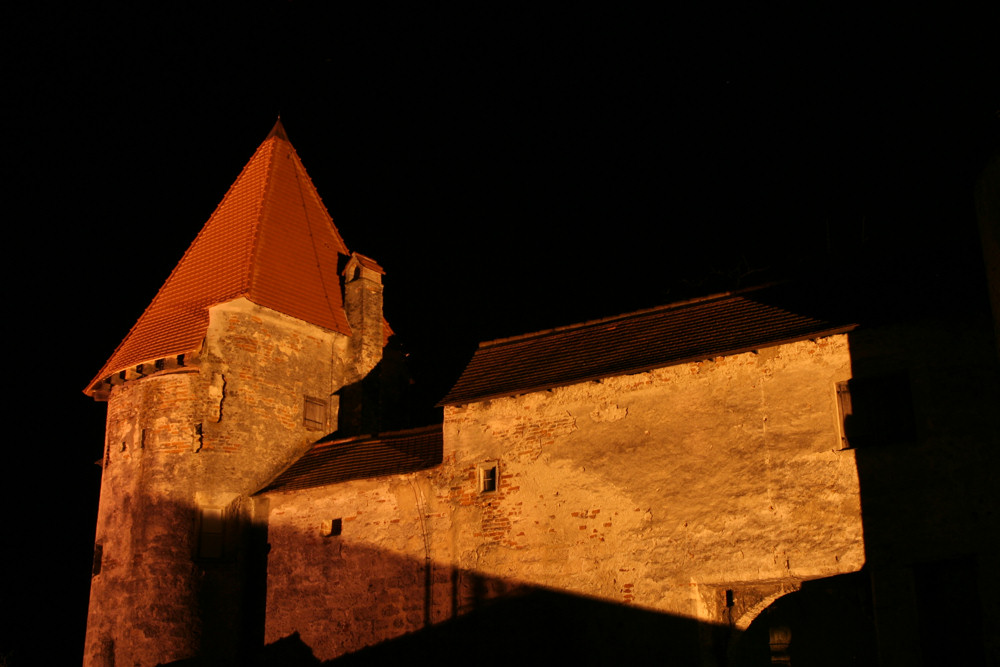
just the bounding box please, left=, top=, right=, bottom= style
left=342, top=252, right=385, bottom=380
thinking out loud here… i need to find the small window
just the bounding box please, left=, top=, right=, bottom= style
left=478, top=462, right=499, bottom=494
left=304, top=397, right=327, bottom=430
left=322, top=518, right=343, bottom=537
left=197, top=508, right=225, bottom=560
left=837, top=372, right=917, bottom=449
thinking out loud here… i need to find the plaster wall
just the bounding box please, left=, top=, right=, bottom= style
left=259, top=335, right=865, bottom=662
left=442, top=335, right=864, bottom=624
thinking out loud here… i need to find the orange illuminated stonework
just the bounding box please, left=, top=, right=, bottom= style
left=84, top=123, right=999, bottom=666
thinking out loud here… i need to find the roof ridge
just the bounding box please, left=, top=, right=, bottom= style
left=477, top=282, right=784, bottom=350
left=246, top=137, right=279, bottom=294
left=267, top=117, right=289, bottom=141
left=293, top=147, right=344, bottom=330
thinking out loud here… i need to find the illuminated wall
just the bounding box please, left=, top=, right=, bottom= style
left=259, top=335, right=867, bottom=662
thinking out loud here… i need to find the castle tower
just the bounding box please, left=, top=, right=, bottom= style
left=83, top=120, right=386, bottom=666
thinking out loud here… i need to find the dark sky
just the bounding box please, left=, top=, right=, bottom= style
left=3, top=4, right=997, bottom=664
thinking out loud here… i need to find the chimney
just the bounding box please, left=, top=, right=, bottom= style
left=342, top=252, right=385, bottom=380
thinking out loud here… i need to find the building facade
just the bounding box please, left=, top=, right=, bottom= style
left=84, top=124, right=999, bottom=666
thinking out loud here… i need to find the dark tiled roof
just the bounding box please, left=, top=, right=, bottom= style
left=259, top=425, right=443, bottom=493
left=440, top=283, right=856, bottom=406
left=87, top=120, right=354, bottom=395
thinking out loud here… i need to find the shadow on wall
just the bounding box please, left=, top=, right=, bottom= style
left=254, top=566, right=882, bottom=666
left=731, top=572, right=878, bottom=667
left=152, top=523, right=732, bottom=665
left=336, top=342, right=425, bottom=438
left=264, top=587, right=718, bottom=666
left=785, top=250, right=1000, bottom=665
left=845, top=312, right=998, bottom=666
left=259, top=531, right=884, bottom=667
left=255, top=521, right=731, bottom=666
left=733, top=269, right=999, bottom=665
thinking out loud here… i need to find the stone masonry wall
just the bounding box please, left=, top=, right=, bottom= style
left=199, top=298, right=351, bottom=495
left=85, top=371, right=203, bottom=667
left=264, top=472, right=456, bottom=661
left=442, top=335, right=864, bottom=626
left=86, top=298, right=355, bottom=667
left=260, top=334, right=864, bottom=662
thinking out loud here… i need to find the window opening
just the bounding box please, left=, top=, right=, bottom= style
left=322, top=518, right=343, bottom=537
left=304, top=396, right=327, bottom=430
left=478, top=462, right=499, bottom=494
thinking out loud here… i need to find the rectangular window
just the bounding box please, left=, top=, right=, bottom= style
left=304, top=397, right=327, bottom=430
left=322, top=518, right=343, bottom=537
left=837, top=372, right=917, bottom=449
left=478, top=462, right=499, bottom=494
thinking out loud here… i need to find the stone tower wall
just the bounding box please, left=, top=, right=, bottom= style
left=85, top=371, right=203, bottom=667
left=85, top=297, right=364, bottom=666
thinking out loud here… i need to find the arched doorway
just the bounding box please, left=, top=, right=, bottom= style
left=728, top=571, right=877, bottom=666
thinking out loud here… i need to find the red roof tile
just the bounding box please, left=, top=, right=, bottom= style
left=259, top=425, right=444, bottom=493
left=87, top=120, right=353, bottom=395
left=440, top=283, right=857, bottom=405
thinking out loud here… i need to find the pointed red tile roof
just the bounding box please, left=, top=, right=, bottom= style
left=86, top=120, right=353, bottom=395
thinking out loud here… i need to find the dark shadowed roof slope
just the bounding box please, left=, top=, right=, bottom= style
left=441, top=283, right=856, bottom=405
left=259, top=425, right=443, bottom=493
left=87, top=119, right=353, bottom=395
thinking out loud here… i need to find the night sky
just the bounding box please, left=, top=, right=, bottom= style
left=4, top=4, right=997, bottom=664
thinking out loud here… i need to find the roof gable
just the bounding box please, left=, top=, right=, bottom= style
left=87, top=121, right=352, bottom=395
